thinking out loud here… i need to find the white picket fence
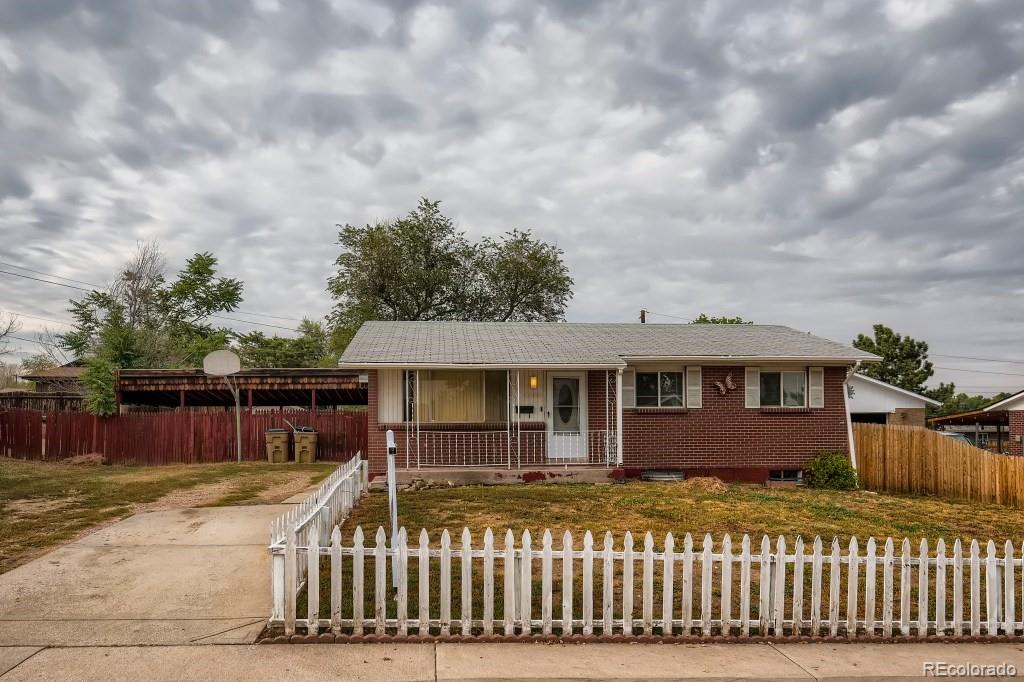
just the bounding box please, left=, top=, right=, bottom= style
left=269, top=455, right=368, bottom=622
left=270, top=527, right=1024, bottom=639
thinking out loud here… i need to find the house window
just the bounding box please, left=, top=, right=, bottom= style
left=404, top=370, right=508, bottom=423
left=769, top=469, right=803, bottom=483
left=759, top=370, right=806, bottom=407
left=635, top=371, right=684, bottom=407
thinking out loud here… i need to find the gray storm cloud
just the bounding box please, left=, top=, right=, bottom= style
left=1, top=0, right=1022, bottom=393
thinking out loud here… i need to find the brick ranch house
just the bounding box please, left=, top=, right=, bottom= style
left=983, top=391, right=1024, bottom=457
left=338, top=321, right=881, bottom=483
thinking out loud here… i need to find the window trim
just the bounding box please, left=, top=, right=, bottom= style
left=758, top=369, right=808, bottom=408
left=633, top=369, right=685, bottom=408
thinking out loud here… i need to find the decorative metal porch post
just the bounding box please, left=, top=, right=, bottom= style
left=616, top=368, right=624, bottom=466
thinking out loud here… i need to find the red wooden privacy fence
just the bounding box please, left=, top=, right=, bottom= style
left=0, top=408, right=367, bottom=466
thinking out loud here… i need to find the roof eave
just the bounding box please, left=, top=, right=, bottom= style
left=851, top=374, right=943, bottom=406
left=337, top=361, right=627, bottom=370
left=619, top=355, right=879, bottom=364
left=983, top=389, right=1024, bottom=412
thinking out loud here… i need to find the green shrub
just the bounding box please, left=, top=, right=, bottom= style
left=804, top=450, right=858, bottom=490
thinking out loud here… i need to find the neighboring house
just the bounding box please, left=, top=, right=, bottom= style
left=18, top=364, right=86, bottom=393
left=928, top=390, right=1024, bottom=455
left=985, top=391, right=1024, bottom=456
left=0, top=362, right=86, bottom=411
left=338, top=321, right=879, bottom=483
left=846, top=374, right=940, bottom=427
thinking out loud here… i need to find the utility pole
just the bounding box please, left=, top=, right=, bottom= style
left=639, top=309, right=647, bottom=323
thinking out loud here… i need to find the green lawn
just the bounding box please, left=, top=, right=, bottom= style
left=0, top=457, right=335, bottom=574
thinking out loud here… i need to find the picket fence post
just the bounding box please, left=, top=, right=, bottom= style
left=520, top=530, right=532, bottom=633
left=562, top=530, right=573, bottom=635
left=352, top=526, right=364, bottom=636
left=440, top=530, right=451, bottom=635
left=622, top=532, right=634, bottom=635
left=721, top=534, right=733, bottom=635
left=542, top=530, right=553, bottom=635
left=662, top=533, right=675, bottom=634
left=791, top=536, right=804, bottom=636
left=374, top=527, right=386, bottom=635
left=602, top=532, right=614, bottom=634
left=397, top=528, right=408, bottom=636
left=483, top=529, right=494, bottom=635
left=418, top=529, right=430, bottom=636
left=330, top=526, right=342, bottom=634
left=461, top=528, right=472, bottom=635
left=917, top=539, right=929, bottom=638
left=811, top=537, right=823, bottom=636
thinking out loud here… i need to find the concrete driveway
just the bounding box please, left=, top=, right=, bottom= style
left=0, top=505, right=284, bottom=647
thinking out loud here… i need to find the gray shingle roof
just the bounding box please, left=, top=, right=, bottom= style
left=339, top=321, right=879, bottom=367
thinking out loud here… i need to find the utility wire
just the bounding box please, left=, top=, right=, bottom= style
left=0, top=261, right=102, bottom=288
left=0, top=268, right=299, bottom=332
left=643, top=309, right=693, bottom=322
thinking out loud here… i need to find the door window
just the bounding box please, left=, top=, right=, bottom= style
left=552, top=377, right=580, bottom=432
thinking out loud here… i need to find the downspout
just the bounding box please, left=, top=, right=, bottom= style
left=844, top=361, right=862, bottom=470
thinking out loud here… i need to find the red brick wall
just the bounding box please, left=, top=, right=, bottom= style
left=1010, top=410, right=1024, bottom=457
left=620, top=366, right=850, bottom=476
left=367, top=366, right=852, bottom=479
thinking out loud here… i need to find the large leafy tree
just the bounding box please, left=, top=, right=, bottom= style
left=235, top=320, right=334, bottom=368
left=852, top=324, right=934, bottom=393
left=59, top=243, right=243, bottom=415
left=923, top=381, right=1013, bottom=417
left=327, top=198, right=573, bottom=350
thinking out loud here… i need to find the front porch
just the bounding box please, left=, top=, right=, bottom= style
left=374, top=368, right=624, bottom=470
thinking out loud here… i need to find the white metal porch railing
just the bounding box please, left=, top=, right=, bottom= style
left=409, top=429, right=618, bottom=468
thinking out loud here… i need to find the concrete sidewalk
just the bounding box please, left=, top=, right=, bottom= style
left=3, top=642, right=1023, bottom=680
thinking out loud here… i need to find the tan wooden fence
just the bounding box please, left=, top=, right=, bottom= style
left=855, top=424, right=1024, bottom=509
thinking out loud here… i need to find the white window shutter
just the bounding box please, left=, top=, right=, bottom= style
left=809, top=367, right=825, bottom=408
left=744, top=367, right=760, bottom=408
left=685, top=366, right=702, bottom=408
left=621, top=369, right=635, bottom=408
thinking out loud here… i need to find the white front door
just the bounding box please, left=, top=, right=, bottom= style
left=547, top=372, right=587, bottom=460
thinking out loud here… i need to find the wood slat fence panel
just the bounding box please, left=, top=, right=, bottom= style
left=0, top=408, right=367, bottom=465
left=0, top=408, right=43, bottom=459
left=855, top=424, right=1024, bottom=509
left=272, top=526, right=1024, bottom=640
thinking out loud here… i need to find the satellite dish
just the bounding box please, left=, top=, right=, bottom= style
left=203, top=350, right=241, bottom=376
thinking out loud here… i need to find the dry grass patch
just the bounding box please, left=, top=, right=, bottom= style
left=341, top=481, right=1024, bottom=546
left=0, top=457, right=335, bottom=573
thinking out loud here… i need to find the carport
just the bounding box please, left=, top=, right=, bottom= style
left=115, top=368, right=367, bottom=411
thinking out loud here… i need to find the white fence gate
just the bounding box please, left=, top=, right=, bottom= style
left=269, top=526, right=1024, bottom=639
left=268, top=455, right=368, bottom=623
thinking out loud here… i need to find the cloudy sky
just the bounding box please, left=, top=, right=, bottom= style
left=1, top=0, right=1023, bottom=394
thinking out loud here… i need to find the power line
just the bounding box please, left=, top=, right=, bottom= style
left=0, top=269, right=92, bottom=292
left=0, top=309, right=73, bottom=327
left=934, top=365, right=1024, bottom=378
left=0, top=261, right=103, bottom=288
left=7, top=334, right=57, bottom=347
left=0, top=269, right=298, bottom=333
left=932, top=353, right=1024, bottom=366
left=0, top=262, right=306, bottom=324
left=643, top=309, right=692, bottom=322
